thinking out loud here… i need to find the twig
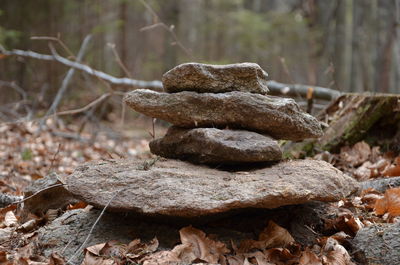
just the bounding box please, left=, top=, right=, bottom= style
left=43, top=35, right=92, bottom=120
left=148, top=118, right=156, bottom=139
left=55, top=93, right=111, bottom=116
left=49, top=143, right=62, bottom=173
left=31, top=35, right=76, bottom=59
left=279, top=56, right=303, bottom=100
left=66, top=188, right=126, bottom=265
left=138, top=0, right=193, bottom=59
left=108, top=43, right=132, bottom=78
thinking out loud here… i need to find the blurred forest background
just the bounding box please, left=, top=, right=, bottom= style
left=0, top=0, right=399, bottom=112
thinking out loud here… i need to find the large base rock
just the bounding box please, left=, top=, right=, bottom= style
left=149, top=127, right=282, bottom=164
left=162, top=62, right=269, bottom=94
left=353, top=222, right=400, bottom=265
left=66, top=158, right=358, bottom=218
left=124, top=90, right=323, bottom=141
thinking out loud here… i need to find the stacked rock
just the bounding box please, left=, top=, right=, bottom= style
left=124, top=62, right=323, bottom=165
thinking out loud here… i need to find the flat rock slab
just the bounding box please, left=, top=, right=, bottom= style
left=66, top=158, right=358, bottom=218
left=150, top=127, right=282, bottom=164
left=124, top=90, right=323, bottom=141
left=162, top=62, right=269, bottom=94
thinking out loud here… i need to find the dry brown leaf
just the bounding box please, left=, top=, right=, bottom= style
left=82, top=242, right=120, bottom=265
left=251, top=251, right=276, bottom=265
left=238, top=221, right=295, bottom=253
left=4, top=211, right=18, bottom=227
left=339, top=141, right=371, bottom=167
left=259, top=221, right=295, bottom=249
left=374, top=187, right=400, bottom=216
left=360, top=190, right=383, bottom=210
left=85, top=243, right=106, bottom=256
left=67, top=201, right=88, bottom=210
left=49, top=252, right=65, bottom=265
left=263, top=248, right=297, bottom=265
left=226, top=255, right=245, bottom=265
left=353, top=161, right=372, bottom=180
left=298, top=249, right=322, bottom=265
left=99, top=240, right=126, bottom=259
left=178, top=226, right=229, bottom=264
left=141, top=250, right=181, bottom=265
left=322, top=238, right=354, bottom=265
left=0, top=250, right=7, bottom=262
left=17, top=219, right=38, bottom=232
left=126, top=237, right=158, bottom=256
left=81, top=251, right=114, bottom=265
left=382, top=164, right=400, bottom=177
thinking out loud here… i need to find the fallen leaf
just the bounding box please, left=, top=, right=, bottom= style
left=178, top=226, right=229, bottom=264
left=322, top=237, right=354, bottom=265
left=298, top=249, right=322, bottom=265
left=141, top=250, right=180, bottom=265
left=382, top=164, right=400, bottom=177
left=67, top=201, right=88, bottom=210
left=353, top=161, right=372, bottom=180
left=374, top=187, right=400, bottom=217
left=49, top=252, right=65, bottom=265
left=340, top=141, right=371, bottom=167
left=238, top=221, right=295, bottom=253
left=4, top=211, right=18, bottom=227
left=17, top=219, right=38, bottom=232
left=0, top=250, right=7, bottom=262
left=258, top=221, right=295, bottom=249
left=263, top=248, right=298, bottom=265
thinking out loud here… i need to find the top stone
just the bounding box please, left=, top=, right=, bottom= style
left=162, top=62, right=269, bottom=94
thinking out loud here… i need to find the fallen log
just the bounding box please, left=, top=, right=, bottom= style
left=284, top=93, right=400, bottom=156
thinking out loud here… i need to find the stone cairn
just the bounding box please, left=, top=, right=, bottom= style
left=125, top=62, right=323, bottom=165
left=66, top=63, right=357, bottom=218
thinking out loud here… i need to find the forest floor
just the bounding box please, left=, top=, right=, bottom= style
left=0, top=118, right=399, bottom=265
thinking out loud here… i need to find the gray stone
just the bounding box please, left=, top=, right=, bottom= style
left=66, top=158, right=358, bottom=218
left=353, top=222, right=400, bottom=265
left=149, top=127, right=282, bottom=164
left=37, top=209, right=180, bottom=263
left=162, top=62, right=269, bottom=94
left=23, top=173, right=77, bottom=217
left=124, top=90, right=323, bottom=141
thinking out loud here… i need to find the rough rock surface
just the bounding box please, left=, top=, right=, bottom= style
left=150, top=127, right=282, bottom=164
left=124, top=90, right=323, bottom=141
left=37, top=203, right=330, bottom=264
left=23, top=173, right=77, bottom=217
left=353, top=222, right=400, bottom=265
left=37, top=209, right=180, bottom=263
left=66, top=158, right=358, bottom=217
left=162, top=62, right=269, bottom=94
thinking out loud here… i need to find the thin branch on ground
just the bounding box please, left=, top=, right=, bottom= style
left=66, top=188, right=126, bottom=265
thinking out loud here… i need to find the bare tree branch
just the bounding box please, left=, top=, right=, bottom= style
left=0, top=46, right=341, bottom=101
left=0, top=46, right=163, bottom=91
left=45, top=35, right=92, bottom=117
